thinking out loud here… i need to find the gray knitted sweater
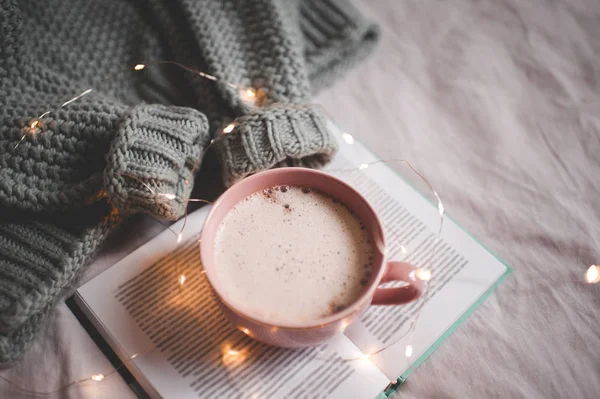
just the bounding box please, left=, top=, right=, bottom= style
left=0, top=0, right=377, bottom=363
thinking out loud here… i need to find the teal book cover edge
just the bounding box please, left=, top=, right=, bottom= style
left=326, top=120, right=514, bottom=397
left=379, top=156, right=514, bottom=397
left=343, top=129, right=515, bottom=398
left=382, top=265, right=512, bottom=398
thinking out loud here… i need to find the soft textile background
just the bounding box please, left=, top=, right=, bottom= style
left=2, top=0, right=599, bottom=397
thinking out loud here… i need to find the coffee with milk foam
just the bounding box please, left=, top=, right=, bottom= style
left=214, top=185, right=373, bottom=325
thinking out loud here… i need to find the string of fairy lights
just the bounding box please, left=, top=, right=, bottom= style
left=13, top=88, right=94, bottom=150
left=3, top=61, right=597, bottom=397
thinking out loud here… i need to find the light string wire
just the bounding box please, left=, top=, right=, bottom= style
left=128, top=62, right=448, bottom=364
left=0, top=364, right=123, bottom=396
left=0, top=164, right=438, bottom=395
left=325, top=157, right=444, bottom=362
left=1, top=60, right=442, bottom=397
left=135, top=61, right=237, bottom=90
left=13, top=88, right=93, bottom=150
left=4, top=61, right=596, bottom=397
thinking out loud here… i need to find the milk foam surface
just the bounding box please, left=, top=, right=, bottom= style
left=214, top=185, right=373, bottom=325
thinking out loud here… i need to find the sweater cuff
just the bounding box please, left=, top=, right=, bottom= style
left=212, top=106, right=338, bottom=187
left=104, top=104, right=210, bottom=220
left=0, top=209, right=118, bottom=337
left=300, top=0, right=380, bottom=93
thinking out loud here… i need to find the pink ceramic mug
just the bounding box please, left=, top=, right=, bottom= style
left=200, top=167, right=423, bottom=348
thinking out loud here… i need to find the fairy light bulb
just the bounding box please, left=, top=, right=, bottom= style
left=177, top=233, right=183, bottom=244
left=586, top=265, right=600, bottom=284
left=415, top=269, right=432, bottom=281
left=179, top=275, right=186, bottom=285
left=405, top=345, right=413, bottom=358
left=221, top=343, right=248, bottom=367
left=437, top=200, right=445, bottom=216
left=223, top=123, right=235, bottom=134
left=359, top=163, right=369, bottom=170
left=161, top=193, right=176, bottom=200
left=134, top=64, right=146, bottom=71
left=359, top=354, right=371, bottom=365
left=91, top=374, right=105, bottom=382
left=239, top=327, right=252, bottom=337
left=339, top=320, right=349, bottom=332
left=29, top=120, right=40, bottom=130
left=342, top=132, right=355, bottom=145
left=240, top=87, right=258, bottom=105
left=400, top=245, right=408, bottom=254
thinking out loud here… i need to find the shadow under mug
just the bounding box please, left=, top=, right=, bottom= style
left=200, top=167, right=423, bottom=348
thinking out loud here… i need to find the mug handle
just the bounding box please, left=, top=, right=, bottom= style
left=371, top=261, right=424, bottom=305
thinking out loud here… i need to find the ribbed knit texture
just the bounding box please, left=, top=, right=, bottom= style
left=104, top=105, right=209, bottom=219
left=0, top=0, right=378, bottom=364
left=216, top=105, right=338, bottom=186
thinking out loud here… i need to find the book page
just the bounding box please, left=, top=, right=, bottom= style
left=326, top=122, right=508, bottom=380
left=76, top=208, right=389, bottom=399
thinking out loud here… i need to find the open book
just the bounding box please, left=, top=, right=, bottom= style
left=73, top=123, right=511, bottom=398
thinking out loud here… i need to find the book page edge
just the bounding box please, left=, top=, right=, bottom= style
left=73, top=292, right=161, bottom=399
left=392, top=265, right=512, bottom=391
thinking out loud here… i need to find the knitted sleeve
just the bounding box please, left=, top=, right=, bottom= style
left=149, top=0, right=378, bottom=187
left=0, top=1, right=211, bottom=364
left=299, top=0, right=380, bottom=94
left=0, top=1, right=210, bottom=219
